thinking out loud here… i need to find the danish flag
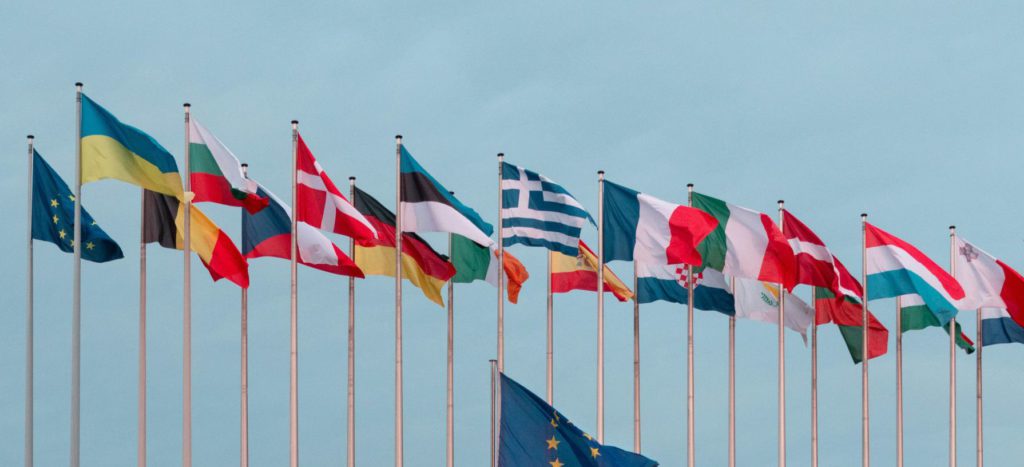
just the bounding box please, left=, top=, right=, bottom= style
left=295, top=133, right=377, bottom=242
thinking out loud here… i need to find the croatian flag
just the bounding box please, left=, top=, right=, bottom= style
left=295, top=133, right=377, bottom=242
left=501, top=162, right=592, bottom=256
left=865, top=222, right=964, bottom=325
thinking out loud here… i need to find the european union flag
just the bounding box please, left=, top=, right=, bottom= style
left=32, top=151, right=123, bottom=263
left=498, top=372, right=658, bottom=467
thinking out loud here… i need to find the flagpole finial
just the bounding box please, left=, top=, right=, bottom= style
left=498, top=153, right=504, bottom=158
left=949, top=225, right=956, bottom=232
left=241, top=163, right=248, bottom=168
left=75, top=82, right=83, bottom=90
left=349, top=176, right=355, bottom=181
left=449, top=191, right=455, bottom=196
left=861, top=213, right=868, bottom=220
left=27, top=134, right=34, bottom=141
left=183, top=103, right=190, bottom=109
left=395, top=134, right=402, bottom=141
left=778, top=199, right=784, bottom=205
left=686, top=183, right=694, bottom=188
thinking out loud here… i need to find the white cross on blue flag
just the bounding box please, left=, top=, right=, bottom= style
left=501, top=162, right=593, bottom=256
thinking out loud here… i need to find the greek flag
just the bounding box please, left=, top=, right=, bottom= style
left=501, top=162, right=592, bottom=256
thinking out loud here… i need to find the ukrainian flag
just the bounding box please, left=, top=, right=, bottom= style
left=81, top=94, right=183, bottom=198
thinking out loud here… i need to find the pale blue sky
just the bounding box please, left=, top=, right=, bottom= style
left=2, top=1, right=1024, bottom=466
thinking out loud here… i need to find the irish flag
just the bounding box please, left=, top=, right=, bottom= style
left=954, top=237, right=1024, bottom=328
left=865, top=222, right=965, bottom=325
left=188, top=118, right=268, bottom=213
left=451, top=235, right=529, bottom=303
left=691, top=192, right=797, bottom=290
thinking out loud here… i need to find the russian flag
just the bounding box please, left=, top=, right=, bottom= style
left=865, top=222, right=964, bottom=325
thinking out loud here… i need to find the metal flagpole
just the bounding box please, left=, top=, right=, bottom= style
left=810, top=287, right=818, bottom=467
left=446, top=229, right=455, bottom=467
left=139, top=190, right=148, bottom=467
left=241, top=163, right=251, bottom=467
left=546, top=251, right=554, bottom=405
left=686, top=183, right=695, bottom=467
left=497, top=153, right=505, bottom=372
left=596, top=170, right=605, bottom=443
left=490, top=359, right=499, bottom=467
left=289, top=120, right=300, bottom=467
left=347, top=177, right=357, bottom=467
left=860, top=213, right=870, bottom=467
left=728, top=279, right=736, bottom=467
left=976, top=306, right=983, bottom=467
left=72, top=82, right=83, bottom=467
left=633, top=261, right=641, bottom=453
left=896, top=296, right=903, bottom=467
left=25, top=134, right=34, bottom=467
left=777, top=200, right=787, bottom=467
left=182, top=103, right=193, bottom=467
left=394, top=135, right=404, bottom=467
left=948, top=226, right=957, bottom=467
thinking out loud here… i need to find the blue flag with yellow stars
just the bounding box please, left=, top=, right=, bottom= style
left=499, top=372, right=658, bottom=467
left=32, top=150, right=123, bottom=263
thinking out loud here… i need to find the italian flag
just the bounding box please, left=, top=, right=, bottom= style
left=189, top=119, right=268, bottom=214
left=899, top=294, right=975, bottom=353
left=691, top=192, right=797, bottom=290
left=451, top=235, right=529, bottom=303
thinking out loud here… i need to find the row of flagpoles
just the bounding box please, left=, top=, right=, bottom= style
left=21, top=83, right=1018, bottom=467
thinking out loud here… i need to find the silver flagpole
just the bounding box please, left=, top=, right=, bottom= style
left=810, top=287, right=818, bottom=467
left=633, top=261, right=641, bottom=453
left=686, top=182, right=695, bottom=467
left=490, top=359, right=499, bottom=467
left=347, top=177, right=357, bottom=467
left=777, top=200, right=786, bottom=467
left=860, top=213, right=870, bottom=467
left=241, top=163, right=251, bottom=467
left=729, top=280, right=736, bottom=467
left=394, top=135, right=404, bottom=467
left=976, top=306, right=983, bottom=467
left=948, top=226, right=957, bottom=467
left=182, top=103, right=193, bottom=467
left=25, top=134, right=35, bottom=467
left=546, top=251, right=554, bottom=405
left=446, top=228, right=455, bottom=467
left=72, top=82, right=83, bottom=467
left=139, top=190, right=148, bottom=467
left=497, top=153, right=505, bottom=373
left=896, top=296, right=903, bottom=467
left=289, top=120, right=300, bottom=467
left=596, top=170, right=605, bottom=443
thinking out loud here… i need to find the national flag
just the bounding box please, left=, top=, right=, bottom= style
left=32, top=150, right=123, bottom=263
left=497, top=372, right=658, bottom=467
left=691, top=192, right=797, bottom=290
left=400, top=145, right=494, bottom=247
left=451, top=235, right=528, bottom=303
left=550, top=240, right=633, bottom=302
left=80, top=94, right=183, bottom=198
left=865, top=222, right=965, bottom=325
left=295, top=133, right=376, bottom=241
left=188, top=118, right=268, bottom=213
left=782, top=209, right=860, bottom=297
left=733, top=279, right=814, bottom=343
left=352, top=186, right=455, bottom=306
left=980, top=308, right=1024, bottom=346
left=814, top=287, right=889, bottom=363
left=898, top=294, right=975, bottom=353
left=501, top=162, right=592, bottom=256
left=144, top=190, right=249, bottom=288
left=241, top=183, right=363, bottom=277
left=953, top=237, right=1024, bottom=328
left=636, top=264, right=735, bottom=315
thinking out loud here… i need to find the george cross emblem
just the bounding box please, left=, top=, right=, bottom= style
left=960, top=244, right=980, bottom=263
left=675, top=267, right=703, bottom=288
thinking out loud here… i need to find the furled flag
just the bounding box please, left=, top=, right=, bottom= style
left=80, top=94, right=183, bottom=198
left=980, top=309, right=1024, bottom=346
left=733, top=279, right=814, bottom=343
left=953, top=237, right=1024, bottom=328
left=295, top=133, right=376, bottom=241
left=399, top=144, right=494, bottom=246
left=782, top=209, right=859, bottom=297
left=451, top=235, right=528, bottom=303
left=352, top=186, right=455, bottom=306
left=550, top=240, right=633, bottom=302
left=898, top=294, right=975, bottom=353
left=865, top=222, right=965, bottom=325
left=144, top=190, right=249, bottom=288
left=32, top=150, right=123, bottom=263
left=188, top=118, right=268, bottom=213
left=241, top=183, right=363, bottom=277
left=497, top=371, right=658, bottom=467
left=691, top=192, right=797, bottom=291
left=501, top=161, right=592, bottom=256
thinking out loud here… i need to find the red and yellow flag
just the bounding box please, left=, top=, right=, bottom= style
left=551, top=240, right=633, bottom=302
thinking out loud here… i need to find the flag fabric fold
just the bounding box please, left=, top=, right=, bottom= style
left=899, top=294, right=975, bottom=353
left=295, top=133, right=377, bottom=241
left=954, top=237, right=1024, bottom=328
left=782, top=209, right=861, bottom=297
left=399, top=145, right=494, bottom=246
left=980, top=308, right=1024, bottom=346
left=550, top=240, right=633, bottom=302
left=814, top=287, right=889, bottom=363
left=501, top=161, right=592, bottom=256
left=188, top=118, right=268, bottom=213
left=451, top=235, right=528, bottom=303
left=733, top=279, right=814, bottom=343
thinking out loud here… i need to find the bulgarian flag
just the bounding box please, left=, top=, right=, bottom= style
left=954, top=237, right=1024, bottom=328
left=188, top=118, right=268, bottom=214
left=899, top=294, right=975, bottom=353
left=691, top=192, right=797, bottom=290
left=551, top=240, right=633, bottom=302
left=451, top=235, right=529, bottom=303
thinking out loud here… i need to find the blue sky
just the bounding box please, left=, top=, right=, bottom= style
left=2, top=1, right=1024, bottom=465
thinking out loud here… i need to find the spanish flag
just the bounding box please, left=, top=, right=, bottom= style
left=551, top=240, right=633, bottom=302
left=81, top=94, right=183, bottom=198
left=352, top=186, right=455, bottom=307
left=143, top=190, right=249, bottom=288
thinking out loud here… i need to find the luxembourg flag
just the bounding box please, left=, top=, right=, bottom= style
left=865, top=222, right=964, bottom=325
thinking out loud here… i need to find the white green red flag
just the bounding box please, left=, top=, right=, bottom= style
left=188, top=118, right=268, bottom=213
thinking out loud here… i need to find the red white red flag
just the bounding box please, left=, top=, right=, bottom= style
left=782, top=209, right=861, bottom=298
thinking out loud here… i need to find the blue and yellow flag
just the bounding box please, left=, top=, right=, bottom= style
left=81, top=94, right=183, bottom=198
left=32, top=151, right=123, bottom=263
left=498, top=372, right=658, bottom=467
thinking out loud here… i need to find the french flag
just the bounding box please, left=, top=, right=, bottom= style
left=865, top=222, right=964, bottom=325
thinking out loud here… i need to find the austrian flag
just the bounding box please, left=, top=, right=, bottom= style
left=295, top=133, right=376, bottom=241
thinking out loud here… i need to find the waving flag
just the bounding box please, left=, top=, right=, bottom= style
left=899, top=294, right=975, bottom=353
left=550, top=240, right=633, bottom=302
left=295, top=133, right=376, bottom=241
left=451, top=235, right=528, bottom=303
left=783, top=209, right=860, bottom=297
left=980, top=309, right=1024, bottom=346
left=497, top=371, right=658, bottom=467
left=189, top=118, right=267, bottom=213
left=734, top=279, right=814, bottom=343
left=813, top=257, right=889, bottom=362
left=399, top=144, right=494, bottom=246
left=865, top=222, right=965, bottom=325
left=954, top=237, right=1024, bottom=328
left=242, top=183, right=363, bottom=277
left=501, top=162, right=592, bottom=256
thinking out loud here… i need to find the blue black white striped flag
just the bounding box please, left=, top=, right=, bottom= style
left=501, top=162, right=592, bottom=256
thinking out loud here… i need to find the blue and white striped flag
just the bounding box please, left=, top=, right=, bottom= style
left=501, top=162, right=592, bottom=256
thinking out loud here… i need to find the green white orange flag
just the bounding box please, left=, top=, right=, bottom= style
left=188, top=118, right=268, bottom=213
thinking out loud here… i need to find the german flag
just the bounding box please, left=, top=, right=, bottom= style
left=144, top=190, right=249, bottom=288
left=551, top=240, right=633, bottom=302
left=352, top=186, right=455, bottom=306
